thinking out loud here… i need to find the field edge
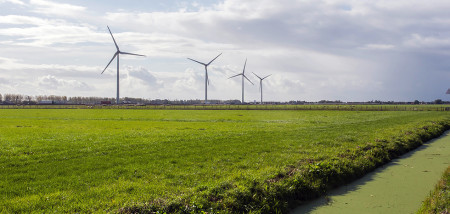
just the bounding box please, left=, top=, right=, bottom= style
left=416, top=166, right=450, bottom=214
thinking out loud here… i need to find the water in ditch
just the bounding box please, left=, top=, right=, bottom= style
left=292, top=131, right=450, bottom=214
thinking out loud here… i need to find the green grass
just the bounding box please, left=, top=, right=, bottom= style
left=417, top=166, right=449, bottom=214
left=0, top=109, right=449, bottom=213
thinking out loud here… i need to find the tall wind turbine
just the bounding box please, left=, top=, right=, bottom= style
left=101, top=26, right=145, bottom=104
left=187, top=53, right=222, bottom=104
left=229, top=59, right=253, bottom=104
left=253, top=72, right=271, bottom=104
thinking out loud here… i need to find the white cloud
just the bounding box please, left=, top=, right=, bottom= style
left=404, top=34, right=450, bottom=49
left=172, top=68, right=204, bottom=93
left=0, top=0, right=25, bottom=5
left=0, top=15, right=51, bottom=25
left=0, top=77, right=9, bottom=84
left=361, top=44, right=395, bottom=51
left=0, top=22, right=102, bottom=47
left=29, top=0, right=86, bottom=17
left=0, top=56, right=99, bottom=73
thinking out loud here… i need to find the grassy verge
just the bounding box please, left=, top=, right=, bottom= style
left=417, top=166, right=449, bottom=214
left=0, top=110, right=449, bottom=213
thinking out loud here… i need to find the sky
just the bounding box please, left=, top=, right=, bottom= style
left=1, top=0, right=450, bottom=102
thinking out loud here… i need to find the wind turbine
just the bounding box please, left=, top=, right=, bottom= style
left=229, top=59, right=254, bottom=104
left=252, top=72, right=271, bottom=104
left=187, top=53, right=222, bottom=104
left=101, top=26, right=145, bottom=104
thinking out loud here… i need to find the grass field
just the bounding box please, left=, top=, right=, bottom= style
left=0, top=109, right=449, bottom=213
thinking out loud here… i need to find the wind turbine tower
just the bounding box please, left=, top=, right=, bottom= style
left=101, top=26, right=145, bottom=104
left=253, top=72, right=271, bottom=104
left=229, top=59, right=254, bottom=104
left=187, top=53, right=222, bottom=104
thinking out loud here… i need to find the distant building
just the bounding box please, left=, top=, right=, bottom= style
left=39, top=100, right=54, bottom=104
left=122, top=100, right=136, bottom=104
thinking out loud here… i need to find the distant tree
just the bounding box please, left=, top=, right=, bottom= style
left=48, top=95, right=57, bottom=102
left=70, top=96, right=83, bottom=104
left=14, top=94, right=23, bottom=104
left=35, top=95, right=43, bottom=102
left=0, top=93, right=2, bottom=102
left=3, top=94, right=22, bottom=104
left=414, top=100, right=420, bottom=104
left=435, top=99, right=443, bottom=104
left=4, top=94, right=12, bottom=102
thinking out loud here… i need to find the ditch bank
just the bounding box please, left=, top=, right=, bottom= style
left=120, top=120, right=450, bottom=214
left=291, top=130, right=450, bottom=213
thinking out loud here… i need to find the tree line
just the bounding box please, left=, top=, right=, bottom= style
left=0, top=93, right=448, bottom=105
left=0, top=93, right=116, bottom=105
left=0, top=93, right=231, bottom=105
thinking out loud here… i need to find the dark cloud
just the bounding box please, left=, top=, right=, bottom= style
left=126, top=66, right=158, bottom=84
left=38, top=75, right=92, bottom=91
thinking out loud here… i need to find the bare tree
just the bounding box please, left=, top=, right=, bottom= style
left=35, top=95, right=43, bottom=103
left=14, top=94, right=23, bottom=104
left=26, top=95, right=33, bottom=104
left=4, top=94, right=11, bottom=102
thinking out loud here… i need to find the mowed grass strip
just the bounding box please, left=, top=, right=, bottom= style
left=0, top=109, right=448, bottom=213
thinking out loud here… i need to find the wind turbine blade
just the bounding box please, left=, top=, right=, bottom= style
left=242, top=58, right=247, bottom=74
left=107, top=26, right=120, bottom=51
left=101, top=52, right=118, bottom=74
left=207, top=53, right=222, bottom=65
left=243, top=74, right=254, bottom=85
left=228, top=73, right=242, bottom=79
left=187, top=58, right=206, bottom=66
left=252, top=72, right=262, bottom=80
left=262, top=74, right=272, bottom=80
left=259, top=81, right=262, bottom=92
left=206, top=71, right=210, bottom=85
left=120, top=52, right=146, bottom=57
